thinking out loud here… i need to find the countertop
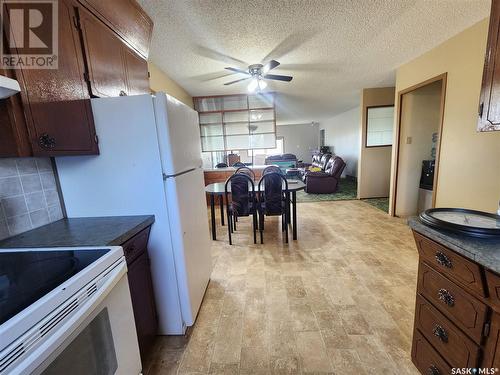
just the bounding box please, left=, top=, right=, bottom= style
left=0, top=215, right=155, bottom=248
left=408, top=216, right=500, bottom=274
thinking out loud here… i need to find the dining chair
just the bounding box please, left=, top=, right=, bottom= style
left=257, top=172, right=289, bottom=244
left=263, top=165, right=283, bottom=175
left=215, top=162, right=228, bottom=168
left=225, top=173, right=257, bottom=245
left=235, top=166, right=256, bottom=180
left=232, top=161, right=246, bottom=168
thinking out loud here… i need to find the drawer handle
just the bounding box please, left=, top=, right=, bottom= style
left=432, top=324, right=448, bottom=343
left=428, top=365, right=440, bottom=375
left=437, top=288, right=455, bottom=307
left=435, top=251, right=452, bottom=268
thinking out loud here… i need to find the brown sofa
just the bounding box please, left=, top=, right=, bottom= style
left=304, top=156, right=346, bottom=194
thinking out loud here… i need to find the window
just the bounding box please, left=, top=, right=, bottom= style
left=366, top=106, right=394, bottom=147
left=194, top=93, right=276, bottom=152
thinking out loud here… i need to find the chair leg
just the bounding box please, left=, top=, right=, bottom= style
left=259, top=212, right=264, bottom=244
left=233, top=215, right=237, bottom=231
left=227, top=211, right=232, bottom=245
left=252, top=212, right=257, bottom=244
left=284, top=213, right=289, bottom=244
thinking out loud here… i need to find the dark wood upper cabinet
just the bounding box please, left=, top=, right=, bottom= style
left=78, top=0, right=153, bottom=59
left=123, top=47, right=150, bottom=96
left=478, top=0, right=500, bottom=132
left=9, top=0, right=98, bottom=156
left=78, top=7, right=128, bottom=98
left=0, top=0, right=152, bottom=156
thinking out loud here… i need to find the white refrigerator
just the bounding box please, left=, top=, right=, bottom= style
left=55, top=93, right=212, bottom=335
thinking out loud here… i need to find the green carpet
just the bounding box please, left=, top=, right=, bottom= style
left=362, top=197, right=390, bottom=213
left=295, top=178, right=357, bottom=202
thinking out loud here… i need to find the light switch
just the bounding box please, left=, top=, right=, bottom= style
left=406, top=137, right=412, bottom=144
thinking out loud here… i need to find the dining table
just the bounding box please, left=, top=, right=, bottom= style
left=205, top=179, right=305, bottom=241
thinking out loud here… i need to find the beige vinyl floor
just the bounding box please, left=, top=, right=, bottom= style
left=144, top=200, right=420, bottom=374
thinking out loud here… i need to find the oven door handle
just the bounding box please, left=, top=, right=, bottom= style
left=14, top=259, right=128, bottom=375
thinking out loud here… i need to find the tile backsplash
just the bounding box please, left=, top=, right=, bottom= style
left=0, top=158, right=64, bottom=240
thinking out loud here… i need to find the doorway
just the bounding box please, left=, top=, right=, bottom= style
left=392, top=74, right=446, bottom=217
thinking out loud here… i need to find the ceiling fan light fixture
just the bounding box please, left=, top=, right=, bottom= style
left=247, top=77, right=259, bottom=92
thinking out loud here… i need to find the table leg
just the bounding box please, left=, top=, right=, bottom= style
left=210, top=194, right=216, bottom=240
left=292, top=191, right=297, bottom=240
left=219, top=195, right=225, bottom=226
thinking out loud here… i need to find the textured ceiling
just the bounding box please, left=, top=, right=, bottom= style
left=137, top=0, right=490, bottom=124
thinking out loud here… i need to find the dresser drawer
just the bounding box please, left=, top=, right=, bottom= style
left=413, top=231, right=486, bottom=296
left=418, top=262, right=488, bottom=343
left=412, top=329, right=453, bottom=375
left=121, top=226, right=151, bottom=264
left=415, top=294, right=480, bottom=368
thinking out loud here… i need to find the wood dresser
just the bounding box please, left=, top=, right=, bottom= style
left=409, top=222, right=500, bottom=374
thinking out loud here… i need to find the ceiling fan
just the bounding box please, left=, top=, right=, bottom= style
left=223, top=60, right=293, bottom=92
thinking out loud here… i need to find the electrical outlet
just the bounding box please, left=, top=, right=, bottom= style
left=406, top=136, right=412, bottom=144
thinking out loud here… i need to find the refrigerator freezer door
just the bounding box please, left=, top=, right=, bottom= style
left=163, top=168, right=212, bottom=325
left=154, top=93, right=203, bottom=176
left=55, top=94, right=185, bottom=334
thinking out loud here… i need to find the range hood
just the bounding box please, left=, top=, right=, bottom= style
left=0, top=74, right=20, bottom=98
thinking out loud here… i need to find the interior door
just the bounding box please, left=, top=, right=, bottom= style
left=78, top=7, right=128, bottom=98
left=6, top=0, right=98, bottom=155
left=478, top=0, right=500, bottom=131
left=123, top=47, right=150, bottom=96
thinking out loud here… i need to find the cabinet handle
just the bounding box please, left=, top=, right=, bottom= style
left=427, top=365, right=440, bottom=375
left=38, top=133, right=56, bottom=149
left=437, top=288, right=455, bottom=307
left=119, top=90, right=127, bottom=96
left=435, top=251, right=452, bottom=268
left=432, top=324, right=448, bottom=343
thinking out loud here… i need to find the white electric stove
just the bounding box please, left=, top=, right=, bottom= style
left=0, top=246, right=142, bottom=375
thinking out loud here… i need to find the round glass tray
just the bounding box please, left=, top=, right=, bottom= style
left=419, top=208, right=500, bottom=238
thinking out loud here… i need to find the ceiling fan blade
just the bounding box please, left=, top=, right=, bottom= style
left=225, top=67, right=250, bottom=75
left=264, top=74, right=293, bottom=82
left=224, top=77, right=251, bottom=85
left=263, top=59, right=280, bottom=72
left=194, top=45, right=248, bottom=66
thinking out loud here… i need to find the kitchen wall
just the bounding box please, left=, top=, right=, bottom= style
left=276, top=123, right=319, bottom=162
left=396, top=80, right=442, bottom=217
left=0, top=158, right=64, bottom=240
left=148, top=62, right=193, bottom=108
left=320, top=106, right=360, bottom=178
left=391, top=18, right=500, bottom=213
left=358, top=87, right=395, bottom=199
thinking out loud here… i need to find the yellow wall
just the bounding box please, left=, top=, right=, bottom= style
left=390, top=18, right=500, bottom=214
left=148, top=62, right=193, bottom=108
left=358, top=87, right=395, bottom=199
left=396, top=81, right=442, bottom=217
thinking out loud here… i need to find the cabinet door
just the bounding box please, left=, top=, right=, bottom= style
left=478, top=0, right=500, bottom=132
left=7, top=0, right=98, bottom=155
left=483, top=312, right=500, bottom=368
left=78, top=0, right=153, bottom=58
left=123, top=47, right=150, bottom=96
left=78, top=7, right=128, bottom=98
left=127, top=251, right=158, bottom=361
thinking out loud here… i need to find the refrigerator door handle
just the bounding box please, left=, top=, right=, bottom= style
left=163, top=168, right=197, bottom=180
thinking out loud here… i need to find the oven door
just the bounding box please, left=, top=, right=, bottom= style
left=27, top=262, right=142, bottom=375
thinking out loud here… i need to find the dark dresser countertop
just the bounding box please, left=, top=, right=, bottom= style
left=0, top=216, right=155, bottom=248
left=408, top=216, right=500, bottom=274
